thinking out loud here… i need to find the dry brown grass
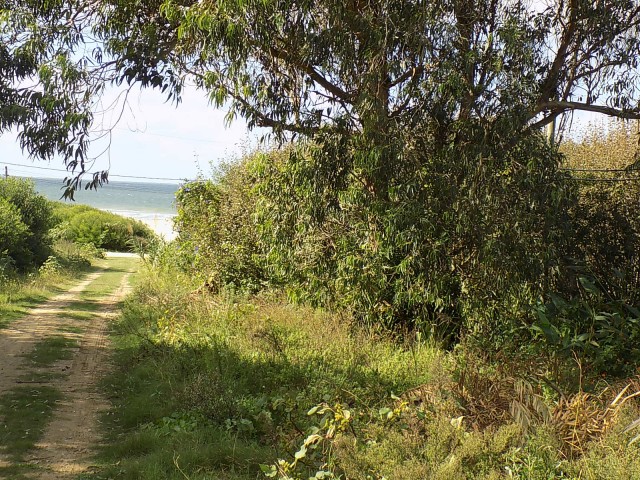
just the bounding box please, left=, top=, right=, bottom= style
left=551, top=378, right=640, bottom=458
left=561, top=119, right=640, bottom=172
left=399, top=351, right=640, bottom=461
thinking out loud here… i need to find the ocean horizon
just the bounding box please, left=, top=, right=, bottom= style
left=21, top=176, right=181, bottom=239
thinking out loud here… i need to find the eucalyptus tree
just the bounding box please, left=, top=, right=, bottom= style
left=8, top=0, right=640, bottom=334
left=0, top=0, right=110, bottom=195
left=97, top=0, right=640, bottom=144
left=90, top=0, right=640, bottom=335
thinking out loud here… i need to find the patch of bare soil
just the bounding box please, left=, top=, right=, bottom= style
left=0, top=268, right=133, bottom=479
left=0, top=272, right=102, bottom=395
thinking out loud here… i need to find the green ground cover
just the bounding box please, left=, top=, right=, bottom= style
left=87, top=263, right=640, bottom=480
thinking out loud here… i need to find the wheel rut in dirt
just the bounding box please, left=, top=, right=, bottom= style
left=0, top=257, right=137, bottom=479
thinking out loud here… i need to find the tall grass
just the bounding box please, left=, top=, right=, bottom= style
left=90, top=262, right=640, bottom=480
left=561, top=119, right=640, bottom=172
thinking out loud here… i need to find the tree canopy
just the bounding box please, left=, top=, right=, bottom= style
left=100, top=0, right=640, bottom=135
left=4, top=0, right=640, bottom=191
left=3, top=0, right=640, bottom=335
left=0, top=1, right=98, bottom=191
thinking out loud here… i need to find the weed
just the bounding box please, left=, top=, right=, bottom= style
left=0, top=386, right=62, bottom=460
left=22, top=336, right=78, bottom=367
left=87, top=261, right=640, bottom=479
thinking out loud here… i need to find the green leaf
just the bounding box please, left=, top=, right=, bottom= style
left=379, top=407, right=392, bottom=417
left=578, top=276, right=601, bottom=295
left=294, top=445, right=307, bottom=460
left=259, top=464, right=277, bottom=477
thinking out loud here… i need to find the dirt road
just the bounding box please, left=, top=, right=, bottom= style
left=0, top=255, right=139, bottom=479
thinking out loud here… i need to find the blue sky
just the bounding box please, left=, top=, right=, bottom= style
left=0, top=80, right=604, bottom=185
left=0, top=85, right=258, bottom=183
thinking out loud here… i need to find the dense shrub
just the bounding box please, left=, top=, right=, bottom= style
left=0, top=178, right=54, bottom=270
left=51, top=203, right=156, bottom=252
left=175, top=158, right=267, bottom=292
left=175, top=137, right=572, bottom=347
left=532, top=120, right=640, bottom=375
left=173, top=122, right=640, bottom=376
left=569, top=182, right=640, bottom=303
left=253, top=135, right=572, bottom=344
left=532, top=281, right=640, bottom=377
left=0, top=198, right=30, bottom=273
left=559, top=122, right=640, bottom=304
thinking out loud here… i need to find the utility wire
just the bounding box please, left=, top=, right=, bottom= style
left=30, top=177, right=176, bottom=193
left=570, top=177, right=640, bottom=182
left=5, top=161, right=638, bottom=186
left=0, top=161, right=194, bottom=183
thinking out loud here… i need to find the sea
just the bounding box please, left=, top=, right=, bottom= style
left=23, top=176, right=181, bottom=240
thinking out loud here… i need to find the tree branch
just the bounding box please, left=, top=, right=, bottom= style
left=529, top=100, right=640, bottom=131
left=229, top=91, right=315, bottom=136
left=268, top=45, right=352, bottom=103
left=389, top=64, right=425, bottom=88
left=538, top=100, right=640, bottom=119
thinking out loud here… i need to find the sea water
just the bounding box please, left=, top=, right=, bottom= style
left=24, top=176, right=181, bottom=240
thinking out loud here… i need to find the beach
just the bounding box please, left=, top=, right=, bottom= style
left=140, top=214, right=177, bottom=241
left=26, top=177, right=181, bottom=241
left=109, top=210, right=178, bottom=241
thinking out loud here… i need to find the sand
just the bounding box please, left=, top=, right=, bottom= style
left=139, top=214, right=177, bottom=241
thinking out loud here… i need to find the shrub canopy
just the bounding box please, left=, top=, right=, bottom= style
left=0, top=177, right=54, bottom=270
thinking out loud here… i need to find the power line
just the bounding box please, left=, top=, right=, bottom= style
left=29, top=176, right=179, bottom=194
left=0, top=161, right=194, bottom=182
left=1, top=161, right=67, bottom=173
left=6, top=161, right=636, bottom=186
left=569, top=176, right=640, bottom=183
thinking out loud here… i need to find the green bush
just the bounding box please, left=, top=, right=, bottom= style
left=253, top=135, right=572, bottom=345
left=569, top=182, right=640, bottom=304
left=175, top=157, right=268, bottom=292
left=172, top=127, right=639, bottom=375
left=175, top=136, right=574, bottom=348
left=522, top=123, right=640, bottom=377
left=0, top=198, right=31, bottom=273
left=0, top=177, right=54, bottom=270
left=51, top=203, right=156, bottom=252
left=532, top=279, right=640, bottom=377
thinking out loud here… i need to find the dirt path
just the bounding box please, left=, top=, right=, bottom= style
left=0, top=256, right=138, bottom=479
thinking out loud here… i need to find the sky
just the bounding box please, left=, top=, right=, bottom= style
left=0, top=78, right=605, bottom=185
left=0, top=84, right=259, bottom=184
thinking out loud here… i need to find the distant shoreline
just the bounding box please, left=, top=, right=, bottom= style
left=25, top=175, right=179, bottom=215
left=20, top=175, right=180, bottom=240
left=109, top=210, right=177, bottom=241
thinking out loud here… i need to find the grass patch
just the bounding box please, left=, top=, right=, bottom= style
left=0, top=289, right=54, bottom=329
left=0, top=252, right=99, bottom=330
left=22, top=336, right=78, bottom=367
left=58, top=325, right=85, bottom=334
left=0, top=464, right=37, bottom=480
left=0, top=386, right=62, bottom=460
left=66, top=300, right=102, bottom=313
left=76, top=257, right=140, bottom=307
left=0, top=255, right=138, bottom=330
left=86, top=265, right=640, bottom=480
left=88, top=269, right=448, bottom=479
